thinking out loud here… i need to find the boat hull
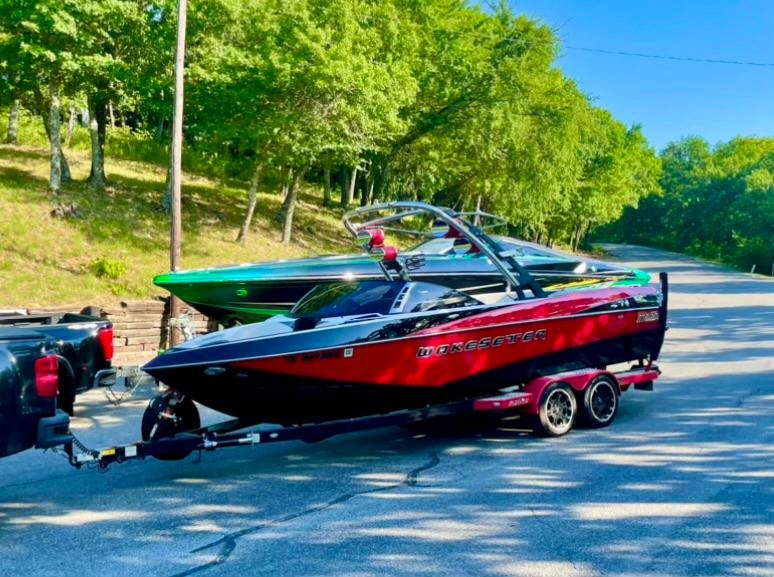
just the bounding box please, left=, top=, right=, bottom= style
left=155, top=329, right=664, bottom=424
left=143, top=285, right=666, bottom=424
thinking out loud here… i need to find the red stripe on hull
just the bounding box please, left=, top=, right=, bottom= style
left=230, top=310, right=659, bottom=388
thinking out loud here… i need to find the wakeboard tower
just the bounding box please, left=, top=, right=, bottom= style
left=153, top=206, right=650, bottom=325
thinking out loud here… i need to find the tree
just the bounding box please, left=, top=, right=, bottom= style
left=601, top=136, right=774, bottom=275
left=0, top=0, right=82, bottom=194
left=74, top=1, right=176, bottom=189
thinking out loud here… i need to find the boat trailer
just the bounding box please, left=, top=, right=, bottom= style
left=55, top=364, right=661, bottom=470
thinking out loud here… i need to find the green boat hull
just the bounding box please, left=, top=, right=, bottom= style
left=155, top=251, right=651, bottom=326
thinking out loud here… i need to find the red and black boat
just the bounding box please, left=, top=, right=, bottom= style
left=141, top=203, right=668, bottom=436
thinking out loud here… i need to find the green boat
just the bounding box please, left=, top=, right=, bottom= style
left=155, top=205, right=650, bottom=326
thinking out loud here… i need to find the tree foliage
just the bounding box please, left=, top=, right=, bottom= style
left=601, top=136, right=774, bottom=274
left=0, top=0, right=662, bottom=245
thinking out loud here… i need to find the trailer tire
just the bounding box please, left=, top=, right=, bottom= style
left=580, top=375, right=618, bottom=428
left=532, top=382, right=577, bottom=437
left=141, top=394, right=200, bottom=461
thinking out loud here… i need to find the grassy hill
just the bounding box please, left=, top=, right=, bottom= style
left=0, top=144, right=351, bottom=309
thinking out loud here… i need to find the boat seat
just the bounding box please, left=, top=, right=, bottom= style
left=475, top=292, right=512, bottom=305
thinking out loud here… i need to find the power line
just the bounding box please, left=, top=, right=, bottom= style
left=566, top=45, right=774, bottom=68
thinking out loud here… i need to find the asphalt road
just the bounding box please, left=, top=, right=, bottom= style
left=1, top=245, right=772, bottom=577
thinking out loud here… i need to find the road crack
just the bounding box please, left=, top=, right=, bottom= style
left=167, top=453, right=441, bottom=577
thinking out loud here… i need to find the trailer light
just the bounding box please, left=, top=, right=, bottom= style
left=97, top=326, right=114, bottom=362
left=35, top=355, right=59, bottom=398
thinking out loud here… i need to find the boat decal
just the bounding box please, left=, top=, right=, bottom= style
left=287, top=350, right=343, bottom=363
left=637, top=310, right=659, bottom=323
left=417, top=329, right=547, bottom=358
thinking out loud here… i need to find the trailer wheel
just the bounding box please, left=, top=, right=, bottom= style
left=533, top=382, right=577, bottom=437
left=580, top=375, right=618, bottom=428
left=141, top=393, right=200, bottom=461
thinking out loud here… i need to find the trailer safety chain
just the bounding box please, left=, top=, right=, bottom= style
left=71, top=433, right=99, bottom=459
left=49, top=431, right=106, bottom=470
left=102, top=366, right=151, bottom=407
left=103, top=384, right=132, bottom=406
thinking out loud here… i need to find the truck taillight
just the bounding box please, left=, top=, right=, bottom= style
left=97, top=326, right=114, bottom=362
left=35, top=355, right=59, bottom=398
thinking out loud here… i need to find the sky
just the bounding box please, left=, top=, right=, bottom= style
left=508, top=0, right=774, bottom=151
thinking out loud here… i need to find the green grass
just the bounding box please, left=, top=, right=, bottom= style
left=0, top=143, right=351, bottom=308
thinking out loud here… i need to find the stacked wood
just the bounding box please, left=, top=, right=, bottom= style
left=99, top=300, right=162, bottom=366
left=105, top=299, right=212, bottom=366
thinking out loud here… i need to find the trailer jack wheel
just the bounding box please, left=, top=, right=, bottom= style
left=141, top=392, right=201, bottom=461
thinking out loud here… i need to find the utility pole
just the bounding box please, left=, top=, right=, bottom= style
left=168, top=0, right=187, bottom=346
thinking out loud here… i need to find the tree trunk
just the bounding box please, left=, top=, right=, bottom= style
left=281, top=167, right=293, bottom=199
left=60, top=151, right=71, bottom=183
left=281, top=171, right=301, bottom=245
left=346, top=166, right=357, bottom=208
left=88, top=94, right=107, bottom=188
left=372, top=157, right=390, bottom=203
left=359, top=171, right=369, bottom=207
left=576, top=222, right=584, bottom=251
left=38, top=91, right=70, bottom=184
left=474, top=195, right=482, bottom=226
left=65, top=106, right=75, bottom=147
left=275, top=167, right=294, bottom=221
left=236, top=161, right=264, bottom=245
left=575, top=222, right=588, bottom=252
left=340, top=167, right=350, bottom=208
left=162, top=162, right=173, bottom=212
left=48, top=80, right=62, bottom=195
left=322, top=166, right=332, bottom=207
left=155, top=116, right=166, bottom=141
left=6, top=99, right=19, bottom=144
left=108, top=100, right=115, bottom=128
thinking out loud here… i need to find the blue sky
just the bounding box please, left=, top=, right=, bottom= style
left=509, top=0, right=774, bottom=151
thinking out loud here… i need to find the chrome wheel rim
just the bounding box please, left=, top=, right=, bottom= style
left=545, top=389, right=574, bottom=433
left=590, top=381, right=617, bottom=423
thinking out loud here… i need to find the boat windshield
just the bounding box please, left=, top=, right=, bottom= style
left=290, top=281, right=480, bottom=319
left=291, top=282, right=403, bottom=318
left=407, top=236, right=567, bottom=259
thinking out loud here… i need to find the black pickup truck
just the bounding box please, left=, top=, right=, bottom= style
left=0, top=329, right=70, bottom=457
left=0, top=312, right=115, bottom=458
left=0, top=312, right=115, bottom=414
